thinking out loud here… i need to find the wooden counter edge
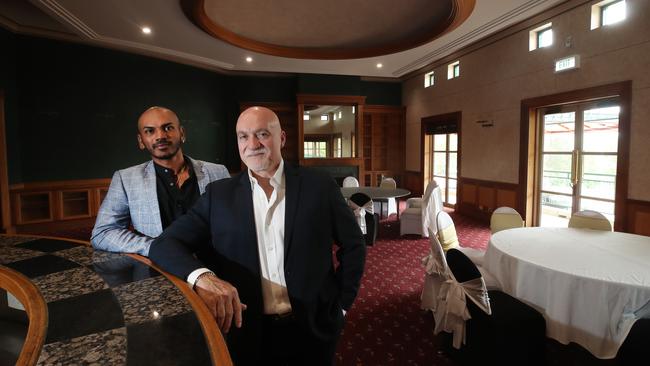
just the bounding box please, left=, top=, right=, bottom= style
left=0, top=266, right=48, bottom=366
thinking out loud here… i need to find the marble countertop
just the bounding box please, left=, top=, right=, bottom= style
left=0, top=236, right=213, bottom=365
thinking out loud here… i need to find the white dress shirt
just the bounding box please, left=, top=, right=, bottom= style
left=187, top=160, right=291, bottom=315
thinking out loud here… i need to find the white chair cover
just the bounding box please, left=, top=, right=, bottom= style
left=568, top=210, right=612, bottom=231
left=379, top=177, right=398, bottom=217
left=342, top=176, right=359, bottom=187
left=436, top=211, right=486, bottom=266
left=490, top=206, right=524, bottom=234
left=433, top=274, right=491, bottom=349
left=400, top=180, right=439, bottom=237
left=424, top=186, right=443, bottom=235
left=348, top=199, right=374, bottom=234
left=421, top=231, right=449, bottom=311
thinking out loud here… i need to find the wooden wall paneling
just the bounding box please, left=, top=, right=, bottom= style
left=0, top=91, right=12, bottom=233
left=458, top=178, right=519, bottom=223
left=496, top=189, right=517, bottom=209
left=478, top=186, right=495, bottom=212
left=626, top=199, right=650, bottom=236
left=403, top=170, right=424, bottom=197
left=461, top=183, right=477, bottom=204
left=9, top=178, right=111, bottom=231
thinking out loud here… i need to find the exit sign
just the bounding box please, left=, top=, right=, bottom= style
left=555, top=55, right=580, bottom=72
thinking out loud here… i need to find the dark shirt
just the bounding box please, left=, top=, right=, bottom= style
left=153, top=159, right=200, bottom=229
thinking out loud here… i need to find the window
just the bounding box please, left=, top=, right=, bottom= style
left=303, top=113, right=310, bottom=121
left=424, top=71, right=435, bottom=87
left=591, top=0, right=626, bottom=29
left=447, top=61, right=460, bottom=79
left=426, top=133, right=458, bottom=205
left=304, top=141, right=327, bottom=158
left=333, top=136, right=342, bottom=158
left=320, top=115, right=328, bottom=121
left=529, top=23, right=553, bottom=51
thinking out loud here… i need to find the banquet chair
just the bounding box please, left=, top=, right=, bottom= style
left=342, top=176, right=359, bottom=187
left=349, top=192, right=378, bottom=246
left=377, top=177, right=398, bottom=218
left=568, top=210, right=612, bottom=231
left=489, top=206, right=524, bottom=234
left=400, top=180, right=442, bottom=237
left=420, top=230, right=450, bottom=311
left=441, top=249, right=546, bottom=365
left=436, top=211, right=486, bottom=266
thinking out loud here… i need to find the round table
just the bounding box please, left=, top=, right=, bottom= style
left=340, top=187, right=411, bottom=218
left=484, top=227, right=650, bottom=359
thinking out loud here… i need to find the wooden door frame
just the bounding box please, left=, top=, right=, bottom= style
left=0, top=90, right=14, bottom=233
left=519, top=81, right=631, bottom=231
left=420, top=111, right=462, bottom=207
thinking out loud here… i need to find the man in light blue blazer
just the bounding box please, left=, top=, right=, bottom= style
left=91, top=106, right=230, bottom=256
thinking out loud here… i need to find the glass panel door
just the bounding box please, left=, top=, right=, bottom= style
left=428, top=133, right=458, bottom=206
left=538, top=100, right=619, bottom=227
left=539, top=110, right=575, bottom=227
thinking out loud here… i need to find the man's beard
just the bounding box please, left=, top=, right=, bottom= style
left=148, top=141, right=181, bottom=160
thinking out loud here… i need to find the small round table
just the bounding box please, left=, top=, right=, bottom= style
left=340, top=187, right=411, bottom=218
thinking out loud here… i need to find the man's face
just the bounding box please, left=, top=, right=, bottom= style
left=236, top=108, right=285, bottom=176
left=137, top=108, right=184, bottom=160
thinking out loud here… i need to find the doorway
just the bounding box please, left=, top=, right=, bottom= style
left=421, top=112, right=460, bottom=208
left=537, top=100, right=619, bottom=227
left=519, top=81, right=630, bottom=231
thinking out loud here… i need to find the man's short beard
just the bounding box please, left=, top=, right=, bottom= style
left=148, top=145, right=180, bottom=160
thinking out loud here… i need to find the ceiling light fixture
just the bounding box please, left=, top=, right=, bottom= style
left=376, top=63, right=383, bottom=68
left=141, top=27, right=152, bottom=35
left=245, top=57, right=253, bottom=63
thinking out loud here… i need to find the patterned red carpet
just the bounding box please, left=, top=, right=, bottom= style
left=334, top=210, right=489, bottom=366
left=27, top=211, right=611, bottom=365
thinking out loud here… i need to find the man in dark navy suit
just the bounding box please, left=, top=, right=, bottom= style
left=149, top=106, right=366, bottom=365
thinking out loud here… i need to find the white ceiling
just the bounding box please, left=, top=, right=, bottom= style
left=0, top=0, right=567, bottom=78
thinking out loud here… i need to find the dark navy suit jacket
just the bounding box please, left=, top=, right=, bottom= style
left=149, top=163, right=366, bottom=362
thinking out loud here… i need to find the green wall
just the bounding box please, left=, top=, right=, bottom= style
left=0, top=28, right=22, bottom=184
left=1, top=29, right=401, bottom=184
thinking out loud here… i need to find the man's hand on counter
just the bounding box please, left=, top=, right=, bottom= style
left=194, top=272, right=247, bottom=333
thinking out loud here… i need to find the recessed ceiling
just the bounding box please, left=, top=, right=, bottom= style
left=0, top=0, right=567, bottom=78
left=193, top=0, right=471, bottom=59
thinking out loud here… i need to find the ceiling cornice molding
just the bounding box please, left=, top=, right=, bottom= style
left=399, top=0, right=591, bottom=81
left=34, top=0, right=98, bottom=39
left=393, top=0, right=554, bottom=76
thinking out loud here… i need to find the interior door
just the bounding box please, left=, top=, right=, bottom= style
left=537, top=99, right=619, bottom=227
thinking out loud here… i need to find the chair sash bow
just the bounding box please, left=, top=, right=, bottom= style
left=349, top=200, right=374, bottom=234
left=433, top=277, right=491, bottom=349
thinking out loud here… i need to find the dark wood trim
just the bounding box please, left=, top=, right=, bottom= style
left=420, top=111, right=462, bottom=206
left=403, top=170, right=424, bottom=197
left=10, top=178, right=111, bottom=192
left=299, top=157, right=363, bottom=167
left=191, top=0, right=474, bottom=60
left=296, top=94, right=366, bottom=162
left=363, top=105, right=406, bottom=114
left=0, top=91, right=12, bottom=233
left=626, top=199, right=650, bottom=236
left=0, top=265, right=47, bottom=366
left=519, top=81, right=631, bottom=231
left=401, top=0, right=592, bottom=81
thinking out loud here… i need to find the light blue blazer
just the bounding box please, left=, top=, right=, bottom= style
left=91, top=157, right=230, bottom=256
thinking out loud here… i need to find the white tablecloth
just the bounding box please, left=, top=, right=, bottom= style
left=484, top=227, right=650, bottom=359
